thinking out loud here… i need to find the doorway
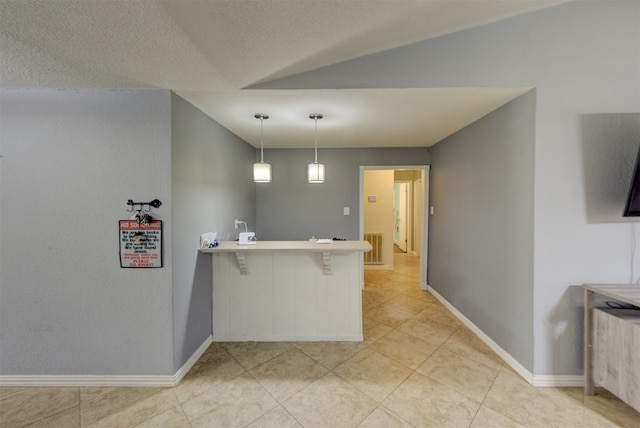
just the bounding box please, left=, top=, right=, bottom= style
left=360, top=165, right=430, bottom=290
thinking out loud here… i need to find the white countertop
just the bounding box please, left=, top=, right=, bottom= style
left=199, top=240, right=372, bottom=253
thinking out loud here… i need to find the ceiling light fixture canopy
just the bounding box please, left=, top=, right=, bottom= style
left=253, top=113, right=272, bottom=183
left=308, top=113, right=325, bottom=183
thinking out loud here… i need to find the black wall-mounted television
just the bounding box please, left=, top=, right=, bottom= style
left=623, top=146, right=640, bottom=217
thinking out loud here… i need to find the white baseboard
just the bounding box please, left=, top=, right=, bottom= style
left=172, top=335, right=213, bottom=385
left=531, top=375, right=584, bottom=387
left=0, top=335, right=213, bottom=387
left=0, top=374, right=176, bottom=387
left=426, top=286, right=584, bottom=388
left=212, top=334, right=363, bottom=342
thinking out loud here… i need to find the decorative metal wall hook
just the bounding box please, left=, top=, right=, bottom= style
left=126, top=199, right=162, bottom=226
left=126, top=199, right=162, bottom=211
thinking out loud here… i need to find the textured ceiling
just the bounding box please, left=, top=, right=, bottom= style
left=0, top=0, right=565, bottom=148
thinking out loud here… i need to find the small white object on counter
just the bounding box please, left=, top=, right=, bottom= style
left=239, top=232, right=256, bottom=245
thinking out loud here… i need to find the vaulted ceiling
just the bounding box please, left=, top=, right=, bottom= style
left=0, top=0, right=567, bottom=148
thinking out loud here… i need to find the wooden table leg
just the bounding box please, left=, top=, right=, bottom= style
left=584, top=289, right=595, bottom=395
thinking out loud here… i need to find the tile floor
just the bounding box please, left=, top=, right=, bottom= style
left=2, top=253, right=639, bottom=427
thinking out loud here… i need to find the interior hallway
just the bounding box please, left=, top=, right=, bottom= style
left=1, top=253, right=638, bottom=427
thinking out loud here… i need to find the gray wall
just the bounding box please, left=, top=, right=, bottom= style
left=256, top=1, right=640, bottom=376
left=0, top=90, right=175, bottom=375
left=256, top=148, right=430, bottom=241
left=171, top=93, right=257, bottom=369
left=429, top=91, right=535, bottom=370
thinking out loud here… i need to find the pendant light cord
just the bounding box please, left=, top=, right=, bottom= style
left=314, top=116, right=318, bottom=164
left=260, top=116, right=265, bottom=163
left=255, top=113, right=268, bottom=163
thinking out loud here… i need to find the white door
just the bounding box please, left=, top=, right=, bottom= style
left=414, top=178, right=423, bottom=256
left=395, top=182, right=408, bottom=252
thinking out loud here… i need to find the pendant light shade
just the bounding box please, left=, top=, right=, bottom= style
left=308, top=113, right=325, bottom=183
left=307, top=162, right=325, bottom=183
left=253, top=162, right=272, bottom=182
left=253, top=114, right=272, bottom=182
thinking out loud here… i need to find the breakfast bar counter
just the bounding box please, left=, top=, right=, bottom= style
left=200, top=240, right=372, bottom=341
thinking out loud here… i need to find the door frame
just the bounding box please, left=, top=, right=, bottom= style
left=360, top=165, right=430, bottom=290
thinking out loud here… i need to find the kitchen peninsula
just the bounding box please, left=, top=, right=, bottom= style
left=200, top=240, right=372, bottom=341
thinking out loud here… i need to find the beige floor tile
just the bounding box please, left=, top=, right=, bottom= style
left=182, top=372, right=277, bottom=428
left=558, top=385, right=589, bottom=406
left=134, top=405, right=191, bottom=428
left=383, top=371, right=480, bottom=427
left=362, top=278, right=386, bottom=289
left=294, top=341, right=367, bottom=370
left=362, top=279, right=391, bottom=290
left=367, top=273, right=400, bottom=285
left=584, top=406, right=630, bottom=428
left=0, top=387, right=27, bottom=400
left=249, top=348, right=328, bottom=401
left=22, top=406, right=80, bottom=428
left=333, top=348, right=413, bottom=402
left=370, top=329, right=438, bottom=369
left=282, top=373, right=378, bottom=428
left=358, top=406, right=414, bottom=427
left=365, top=269, right=394, bottom=281
left=385, top=281, right=420, bottom=296
left=402, top=287, right=440, bottom=303
left=223, top=341, right=293, bottom=370
left=81, top=387, right=179, bottom=428
left=173, top=346, right=245, bottom=402
left=362, top=287, right=398, bottom=306
left=362, top=290, right=383, bottom=308
left=394, top=273, right=420, bottom=282
left=439, top=328, right=504, bottom=371
left=584, top=387, right=640, bottom=428
left=362, top=320, right=393, bottom=346
left=362, top=316, right=379, bottom=330
left=245, top=405, right=302, bottom=428
left=363, top=286, right=399, bottom=304
left=364, top=304, right=415, bottom=329
left=384, top=294, right=432, bottom=315
left=0, top=387, right=79, bottom=428
left=397, top=316, right=456, bottom=346
left=416, top=348, right=500, bottom=402
left=470, top=405, right=524, bottom=428
left=413, top=304, right=463, bottom=328
left=483, top=368, right=585, bottom=427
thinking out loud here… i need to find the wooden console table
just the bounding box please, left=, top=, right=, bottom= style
left=583, top=284, right=640, bottom=412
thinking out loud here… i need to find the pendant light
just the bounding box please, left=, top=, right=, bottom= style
left=253, top=113, right=272, bottom=182
left=307, top=113, right=325, bottom=183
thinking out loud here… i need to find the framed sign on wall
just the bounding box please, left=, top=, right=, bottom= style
left=119, top=220, right=163, bottom=268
